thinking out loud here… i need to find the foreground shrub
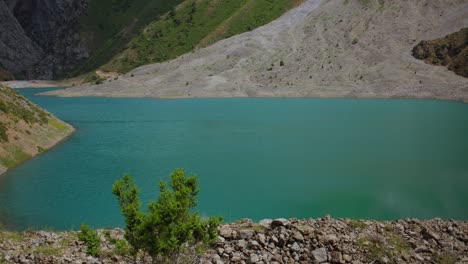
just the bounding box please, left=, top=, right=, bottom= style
left=112, top=169, right=222, bottom=263
left=78, top=224, right=101, bottom=257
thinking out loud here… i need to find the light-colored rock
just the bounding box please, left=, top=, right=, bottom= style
left=312, top=248, right=328, bottom=263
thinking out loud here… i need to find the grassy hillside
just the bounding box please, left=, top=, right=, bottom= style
left=70, top=0, right=183, bottom=77
left=101, top=0, right=304, bottom=73
left=0, top=85, right=74, bottom=174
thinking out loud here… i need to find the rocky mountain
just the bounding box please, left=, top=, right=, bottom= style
left=0, top=0, right=89, bottom=80
left=413, top=27, right=468, bottom=78
left=48, top=0, right=468, bottom=103
left=0, top=84, right=74, bottom=175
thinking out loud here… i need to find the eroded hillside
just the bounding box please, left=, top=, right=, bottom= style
left=101, top=0, right=305, bottom=73
left=0, top=85, right=74, bottom=174
left=49, top=0, right=468, bottom=103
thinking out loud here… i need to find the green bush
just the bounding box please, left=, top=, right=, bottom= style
left=78, top=224, right=101, bottom=257
left=113, top=239, right=130, bottom=256
left=112, top=169, right=222, bottom=263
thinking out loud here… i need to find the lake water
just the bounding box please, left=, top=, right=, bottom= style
left=0, top=88, right=467, bottom=230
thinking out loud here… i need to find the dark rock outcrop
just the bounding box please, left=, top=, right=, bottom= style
left=0, top=0, right=89, bottom=79
left=412, top=28, right=468, bottom=78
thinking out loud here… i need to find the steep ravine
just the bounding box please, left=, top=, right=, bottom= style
left=0, top=0, right=88, bottom=80
left=0, top=84, right=74, bottom=175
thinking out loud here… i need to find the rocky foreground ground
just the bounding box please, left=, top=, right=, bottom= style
left=1, top=217, right=467, bottom=264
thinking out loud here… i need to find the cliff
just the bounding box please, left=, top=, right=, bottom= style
left=0, top=84, right=74, bottom=175
left=0, top=0, right=89, bottom=80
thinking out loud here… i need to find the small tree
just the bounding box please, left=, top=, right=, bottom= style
left=78, top=224, right=101, bottom=257
left=113, top=169, right=222, bottom=263
left=112, top=175, right=145, bottom=261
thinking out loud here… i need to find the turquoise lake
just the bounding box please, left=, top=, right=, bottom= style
left=0, top=88, right=467, bottom=230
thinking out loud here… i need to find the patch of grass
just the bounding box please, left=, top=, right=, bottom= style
left=0, top=147, right=32, bottom=169
left=0, top=231, right=25, bottom=243
left=33, top=246, right=61, bottom=256
left=0, top=121, right=8, bottom=142
left=352, top=38, right=359, bottom=45
left=48, top=118, right=68, bottom=131
left=83, top=73, right=107, bottom=85
left=0, top=85, right=48, bottom=125
left=348, top=220, right=367, bottom=229
left=102, top=0, right=302, bottom=73
left=433, top=253, right=457, bottom=264
left=357, top=232, right=409, bottom=263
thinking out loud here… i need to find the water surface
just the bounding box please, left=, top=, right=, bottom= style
left=0, top=88, right=467, bottom=230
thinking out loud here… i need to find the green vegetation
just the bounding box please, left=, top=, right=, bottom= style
left=357, top=232, right=409, bottom=263
left=348, top=220, right=367, bottom=229
left=48, top=118, right=68, bottom=131
left=112, top=169, right=222, bottom=262
left=0, top=147, right=31, bottom=169
left=33, top=245, right=61, bottom=256
left=71, top=0, right=183, bottom=76
left=83, top=73, right=107, bottom=85
left=102, top=0, right=302, bottom=73
left=0, top=231, right=25, bottom=243
left=113, top=239, right=131, bottom=256
left=352, top=38, right=359, bottom=45
left=78, top=224, right=101, bottom=257
left=0, top=85, right=49, bottom=125
left=0, top=122, right=7, bottom=142
left=433, top=254, right=457, bottom=264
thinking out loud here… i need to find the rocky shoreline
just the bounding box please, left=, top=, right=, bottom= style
left=1, top=217, right=466, bottom=264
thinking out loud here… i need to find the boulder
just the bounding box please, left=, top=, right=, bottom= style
left=312, top=248, right=328, bottom=263
left=271, top=218, right=290, bottom=228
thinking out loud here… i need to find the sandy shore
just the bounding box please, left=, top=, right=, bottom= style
left=1, top=80, right=66, bottom=89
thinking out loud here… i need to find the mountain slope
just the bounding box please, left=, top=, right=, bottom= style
left=48, top=0, right=468, bottom=102
left=0, top=85, right=74, bottom=175
left=71, top=0, right=183, bottom=76
left=101, top=0, right=305, bottom=73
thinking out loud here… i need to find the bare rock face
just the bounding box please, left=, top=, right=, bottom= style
left=412, top=28, right=468, bottom=78
left=0, top=0, right=89, bottom=79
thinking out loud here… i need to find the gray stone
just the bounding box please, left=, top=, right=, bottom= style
left=259, top=219, right=273, bottom=228
left=249, top=253, right=260, bottom=263
left=290, top=242, right=301, bottom=252
left=312, top=248, right=328, bottom=263
left=219, top=226, right=235, bottom=239
left=249, top=240, right=261, bottom=249
left=343, top=254, right=353, bottom=262
left=292, top=230, right=304, bottom=242
left=237, top=239, right=247, bottom=249
left=257, top=233, right=266, bottom=245
left=239, top=229, right=255, bottom=239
